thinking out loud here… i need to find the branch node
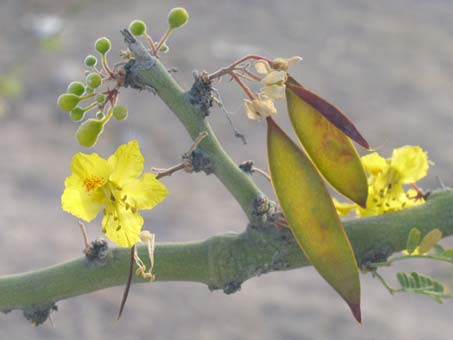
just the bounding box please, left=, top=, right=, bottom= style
left=84, top=238, right=110, bottom=266
left=359, top=243, right=394, bottom=269
left=188, top=71, right=213, bottom=117
left=252, top=195, right=272, bottom=218
left=121, top=29, right=157, bottom=92
left=223, top=281, right=242, bottom=294
left=23, top=303, right=57, bottom=327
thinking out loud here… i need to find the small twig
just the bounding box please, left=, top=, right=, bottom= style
left=152, top=132, right=209, bottom=179
left=371, top=270, right=398, bottom=295
left=208, top=55, right=269, bottom=81
left=252, top=167, right=272, bottom=182
left=117, top=245, right=135, bottom=320
left=154, top=163, right=186, bottom=180
left=77, top=221, right=90, bottom=250
left=231, top=72, right=255, bottom=101
left=370, top=254, right=453, bottom=268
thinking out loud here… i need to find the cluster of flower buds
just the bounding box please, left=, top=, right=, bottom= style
left=57, top=7, right=190, bottom=147
left=57, top=37, right=128, bottom=147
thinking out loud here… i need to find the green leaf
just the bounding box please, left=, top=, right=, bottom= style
left=406, top=228, right=421, bottom=254
left=418, top=229, right=442, bottom=254
left=397, top=271, right=451, bottom=303
left=266, top=117, right=361, bottom=322
left=286, top=77, right=368, bottom=207
left=440, top=249, right=453, bottom=259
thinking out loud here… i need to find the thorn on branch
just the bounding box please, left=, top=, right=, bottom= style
left=23, top=303, right=57, bottom=327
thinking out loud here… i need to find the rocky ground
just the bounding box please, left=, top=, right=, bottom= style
left=1, top=0, right=453, bottom=339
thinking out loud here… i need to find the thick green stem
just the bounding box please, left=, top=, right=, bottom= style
left=1, top=190, right=453, bottom=311
left=122, top=30, right=265, bottom=221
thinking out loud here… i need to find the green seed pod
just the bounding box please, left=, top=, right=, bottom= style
left=96, top=94, right=105, bottom=103
left=70, top=107, right=86, bottom=122
left=84, top=55, right=98, bottom=67
left=85, top=86, right=94, bottom=94
left=57, top=93, right=80, bottom=112
left=113, top=105, right=128, bottom=120
left=86, top=73, right=102, bottom=89
left=67, top=81, right=85, bottom=96
left=168, top=7, right=189, bottom=29
left=76, top=119, right=104, bottom=147
left=129, top=20, right=147, bottom=36
left=96, top=111, right=104, bottom=119
left=95, top=37, right=111, bottom=55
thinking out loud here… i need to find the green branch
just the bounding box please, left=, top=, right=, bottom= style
left=121, top=30, right=266, bottom=222
left=0, top=190, right=452, bottom=313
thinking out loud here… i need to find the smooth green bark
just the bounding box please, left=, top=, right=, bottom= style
left=1, top=190, right=452, bottom=311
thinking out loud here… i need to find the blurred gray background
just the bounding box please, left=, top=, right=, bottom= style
left=1, top=0, right=453, bottom=339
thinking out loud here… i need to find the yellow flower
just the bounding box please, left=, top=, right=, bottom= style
left=244, top=93, right=277, bottom=120
left=253, top=56, right=302, bottom=101
left=334, top=145, right=429, bottom=217
left=61, top=140, right=168, bottom=247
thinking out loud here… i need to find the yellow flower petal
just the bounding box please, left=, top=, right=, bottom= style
left=361, top=152, right=388, bottom=176
left=102, top=204, right=143, bottom=247
left=262, top=70, right=287, bottom=85
left=253, top=94, right=277, bottom=117
left=254, top=60, right=271, bottom=74
left=70, top=152, right=111, bottom=180
left=108, top=140, right=144, bottom=183
left=123, top=173, right=168, bottom=210
left=244, top=99, right=261, bottom=120
left=262, top=84, right=286, bottom=100
left=391, top=146, right=428, bottom=184
left=332, top=198, right=356, bottom=216
left=271, top=56, right=303, bottom=71
left=61, top=173, right=105, bottom=221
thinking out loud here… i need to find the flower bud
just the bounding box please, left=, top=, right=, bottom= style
left=84, top=55, right=98, bottom=67
left=96, top=111, right=104, bottom=120
left=86, top=73, right=102, bottom=89
left=57, top=93, right=80, bottom=112
left=113, top=105, right=128, bottom=120
left=129, top=20, right=147, bottom=36
left=95, top=37, right=111, bottom=55
left=168, top=7, right=189, bottom=29
left=70, top=107, right=86, bottom=122
left=76, top=119, right=104, bottom=147
left=96, top=94, right=105, bottom=103
left=67, top=81, right=85, bottom=96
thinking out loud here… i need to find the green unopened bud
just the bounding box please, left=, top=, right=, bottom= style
left=96, top=111, right=104, bottom=119
left=67, top=82, right=85, bottom=96
left=168, top=7, right=189, bottom=29
left=96, top=94, right=105, bottom=103
left=129, top=20, right=147, bottom=36
left=113, top=105, right=128, bottom=120
left=57, top=93, right=80, bottom=112
left=84, top=55, right=98, bottom=67
left=85, top=86, right=94, bottom=94
left=95, top=37, right=111, bottom=55
left=86, top=73, right=102, bottom=89
left=70, top=107, right=86, bottom=122
left=76, top=119, right=104, bottom=147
